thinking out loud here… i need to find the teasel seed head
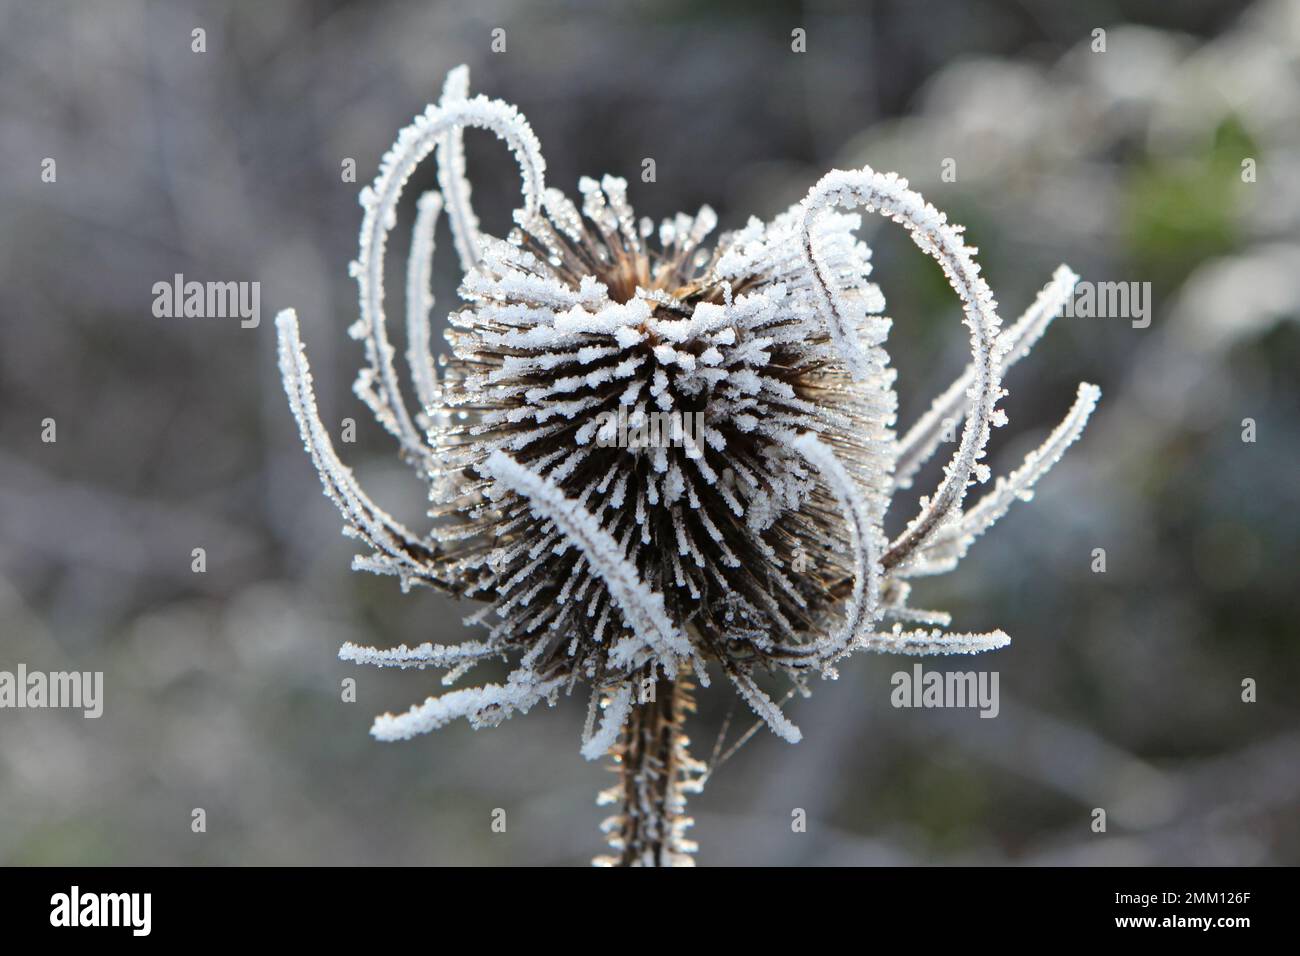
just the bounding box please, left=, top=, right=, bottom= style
left=276, top=66, right=1100, bottom=864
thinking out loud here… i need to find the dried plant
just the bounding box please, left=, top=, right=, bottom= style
left=275, top=66, right=1099, bottom=866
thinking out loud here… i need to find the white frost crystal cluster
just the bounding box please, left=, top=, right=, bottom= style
left=276, top=66, right=1099, bottom=865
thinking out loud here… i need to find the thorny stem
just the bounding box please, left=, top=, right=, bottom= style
left=597, top=669, right=703, bottom=867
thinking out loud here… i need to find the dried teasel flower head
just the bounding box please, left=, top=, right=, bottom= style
left=275, top=66, right=1099, bottom=865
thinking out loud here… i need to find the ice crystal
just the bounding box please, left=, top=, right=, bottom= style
left=275, top=66, right=1099, bottom=865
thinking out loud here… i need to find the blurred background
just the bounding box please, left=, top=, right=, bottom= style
left=1, top=0, right=1297, bottom=866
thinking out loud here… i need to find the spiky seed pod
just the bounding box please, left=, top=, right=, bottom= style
left=431, top=173, right=896, bottom=695
left=277, top=66, right=1100, bottom=865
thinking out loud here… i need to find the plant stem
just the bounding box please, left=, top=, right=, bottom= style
left=598, top=669, right=702, bottom=866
